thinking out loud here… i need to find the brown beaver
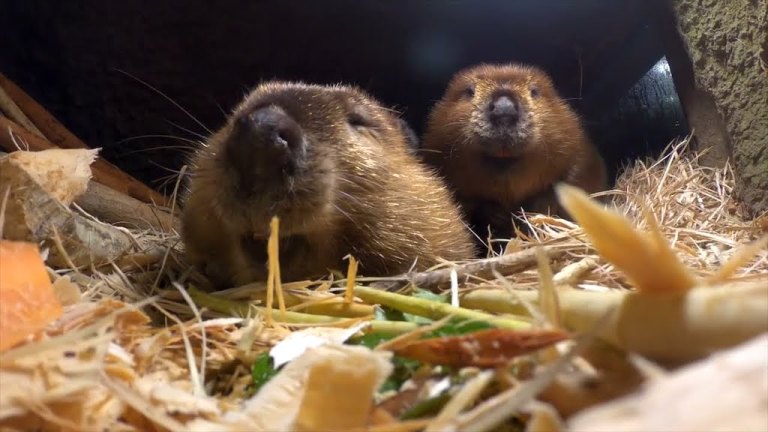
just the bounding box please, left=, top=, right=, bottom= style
left=421, top=63, right=607, bottom=250
left=181, top=81, right=476, bottom=288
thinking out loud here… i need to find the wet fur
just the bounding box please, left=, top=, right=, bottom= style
left=182, top=81, right=475, bottom=288
left=421, top=63, right=607, bottom=245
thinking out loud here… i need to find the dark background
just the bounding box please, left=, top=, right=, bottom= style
left=0, top=0, right=688, bottom=192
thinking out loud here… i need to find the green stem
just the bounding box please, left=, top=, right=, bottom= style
left=188, top=287, right=418, bottom=334
left=189, top=287, right=338, bottom=323
left=354, top=286, right=530, bottom=330
left=369, top=320, right=420, bottom=335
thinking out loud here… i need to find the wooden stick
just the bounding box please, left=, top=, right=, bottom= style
left=0, top=86, right=45, bottom=138
left=75, top=181, right=180, bottom=233
left=0, top=115, right=53, bottom=151
left=0, top=73, right=87, bottom=149
left=372, top=247, right=566, bottom=292
left=0, top=115, right=171, bottom=207
left=0, top=75, right=172, bottom=206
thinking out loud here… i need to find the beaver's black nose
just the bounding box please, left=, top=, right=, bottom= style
left=488, top=94, right=520, bottom=125
left=238, top=106, right=303, bottom=152
left=225, top=106, right=306, bottom=185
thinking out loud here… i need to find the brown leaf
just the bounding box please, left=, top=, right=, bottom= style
left=393, top=328, right=570, bottom=368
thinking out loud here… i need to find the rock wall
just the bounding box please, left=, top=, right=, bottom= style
left=671, top=0, right=768, bottom=216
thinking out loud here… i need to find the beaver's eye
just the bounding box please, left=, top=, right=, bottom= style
left=530, top=84, right=541, bottom=98
left=348, top=110, right=372, bottom=129
left=462, top=84, right=475, bottom=99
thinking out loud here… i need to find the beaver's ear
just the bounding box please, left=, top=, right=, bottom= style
left=397, top=117, right=421, bottom=153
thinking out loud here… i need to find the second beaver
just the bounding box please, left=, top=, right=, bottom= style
left=181, top=81, right=475, bottom=288
left=421, top=63, right=607, bottom=249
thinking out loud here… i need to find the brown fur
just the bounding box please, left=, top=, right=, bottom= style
left=421, top=63, right=607, bottom=245
left=181, top=81, right=475, bottom=288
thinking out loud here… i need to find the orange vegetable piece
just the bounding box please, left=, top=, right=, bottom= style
left=0, top=240, right=62, bottom=352
left=392, top=328, right=570, bottom=368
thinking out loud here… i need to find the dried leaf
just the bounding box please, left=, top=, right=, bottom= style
left=393, top=328, right=569, bottom=368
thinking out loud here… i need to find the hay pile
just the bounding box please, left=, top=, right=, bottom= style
left=1, top=138, right=766, bottom=431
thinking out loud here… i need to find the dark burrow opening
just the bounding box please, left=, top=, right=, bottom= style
left=0, top=0, right=690, bottom=193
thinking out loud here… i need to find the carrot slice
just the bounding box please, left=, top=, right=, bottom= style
left=0, top=240, right=62, bottom=352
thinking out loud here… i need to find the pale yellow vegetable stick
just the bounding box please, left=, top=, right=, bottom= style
left=461, top=279, right=768, bottom=363
left=536, top=247, right=561, bottom=329
left=554, top=183, right=696, bottom=294
left=344, top=255, right=358, bottom=304
left=269, top=217, right=287, bottom=319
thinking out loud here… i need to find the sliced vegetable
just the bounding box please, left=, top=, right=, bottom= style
left=0, top=240, right=62, bottom=352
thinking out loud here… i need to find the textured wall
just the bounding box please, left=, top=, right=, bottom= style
left=672, top=0, right=768, bottom=215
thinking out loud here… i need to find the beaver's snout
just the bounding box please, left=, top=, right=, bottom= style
left=224, top=105, right=306, bottom=188
left=487, top=91, right=522, bottom=127
left=237, top=106, right=304, bottom=153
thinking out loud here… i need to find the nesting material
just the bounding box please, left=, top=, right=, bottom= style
left=1, top=138, right=767, bottom=431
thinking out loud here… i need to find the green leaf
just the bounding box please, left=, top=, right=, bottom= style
left=251, top=352, right=279, bottom=391
left=400, top=391, right=453, bottom=420
left=402, top=312, right=434, bottom=324
left=379, top=355, right=422, bottom=394
left=351, top=332, right=396, bottom=349
left=348, top=332, right=420, bottom=393
left=425, top=319, right=495, bottom=338
left=351, top=315, right=495, bottom=398
left=411, top=287, right=448, bottom=303
left=375, top=305, right=407, bottom=322
left=402, top=290, right=445, bottom=323
left=378, top=373, right=403, bottom=393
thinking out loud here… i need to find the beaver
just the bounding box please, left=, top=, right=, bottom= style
left=420, top=63, right=607, bottom=250
left=181, top=81, right=476, bottom=288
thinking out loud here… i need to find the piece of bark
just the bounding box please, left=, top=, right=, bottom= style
left=75, top=181, right=180, bottom=232
left=5, top=148, right=99, bottom=206
left=5, top=147, right=178, bottom=232
left=1, top=152, right=133, bottom=268
left=0, top=86, right=45, bottom=138
left=0, top=116, right=171, bottom=207
left=373, top=247, right=566, bottom=292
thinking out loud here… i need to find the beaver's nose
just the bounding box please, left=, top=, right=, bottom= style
left=238, top=106, right=303, bottom=152
left=225, top=106, right=306, bottom=184
left=488, top=94, right=520, bottom=125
